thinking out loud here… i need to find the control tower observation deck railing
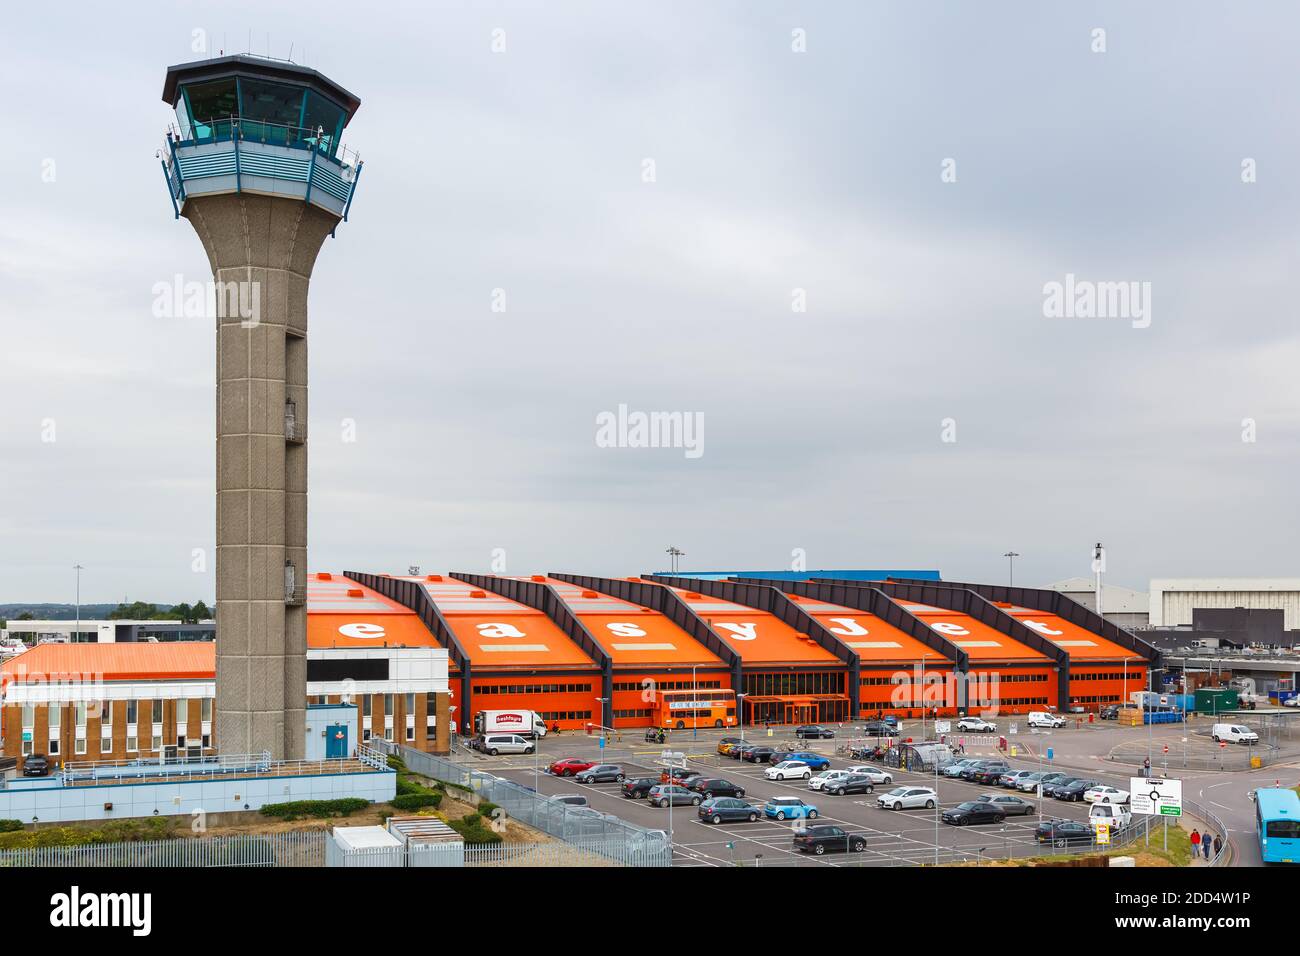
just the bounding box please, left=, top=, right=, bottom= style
left=160, top=114, right=363, bottom=223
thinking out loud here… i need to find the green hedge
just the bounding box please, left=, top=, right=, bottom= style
left=0, top=820, right=24, bottom=834
left=448, top=812, right=503, bottom=845
left=0, top=817, right=175, bottom=850
left=259, top=798, right=370, bottom=821
left=390, top=793, right=443, bottom=811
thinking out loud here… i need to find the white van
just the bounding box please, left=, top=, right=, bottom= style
left=1089, top=802, right=1132, bottom=830
left=1027, top=711, right=1066, bottom=729
left=1211, top=723, right=1259, bottom=745
left=475, top=733, right=535, bottom=756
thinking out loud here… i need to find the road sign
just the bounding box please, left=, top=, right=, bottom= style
left=598, top=736, right=605, bottom=750
left=935, top=720, right=951, bottom=735
left=1010, top=723, right=1018, bottom=735
left=1046, top=747, right=1054, bottom=761
left=1095, top=822, right=1111, bottom=845
left=1163, top=745, right=1168, bottom=755
left=1129, top=777, right=1182, bottom=817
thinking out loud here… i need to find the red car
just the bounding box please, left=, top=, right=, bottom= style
left=548, top=758, right=597, bottom=777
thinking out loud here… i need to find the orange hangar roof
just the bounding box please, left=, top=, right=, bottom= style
left=307, top=572, right=439, bottom=649
left=0, top=642, right=215, bottom=685
left=889, top=600, right=1050, bottom=662
left=997, top=605, right=1143, bottom=661
left=665, top=585, right=839, bottom=666
left=784, top=594, right=951, bottom=665
left=519, top=577, right=721, bottom=667
left=409, top=575, right=597, bottom=669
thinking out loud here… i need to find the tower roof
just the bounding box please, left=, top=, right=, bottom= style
left=161, top=54, right=361, bottom=121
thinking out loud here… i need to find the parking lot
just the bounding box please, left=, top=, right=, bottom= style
left=455, top=725, right=1142, bottom=867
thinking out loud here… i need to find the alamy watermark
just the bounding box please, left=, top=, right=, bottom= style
left=595, top=404, right=704, bottom=459
left=152, top=274, right=261, bottom=327
left=1042, top=273, right=1151, bottom=329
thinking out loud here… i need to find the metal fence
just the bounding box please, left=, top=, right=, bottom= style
left=0, top=831, right=328, bottom=868
left=374, top=741, right=671, bottom=867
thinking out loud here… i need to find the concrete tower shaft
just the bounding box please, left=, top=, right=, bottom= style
left=184, top=194, right=338, bottom=759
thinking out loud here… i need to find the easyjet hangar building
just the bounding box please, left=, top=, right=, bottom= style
left=2, top=571, right=1154, bottom=764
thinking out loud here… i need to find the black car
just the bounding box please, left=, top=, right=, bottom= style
left=767, top=750, right=798, bottom=765
left=795, top=725, right=835, bottom=739
left=826, top=773, right=876, bottom=796
left=792, top=824, right=867, bottom=855
left=621, top=777, right=657, bottom=799
left=689, top=777, right=746, bottom=799
left=1041, top=777, right=1082, bottom=798
left=1053, top=779, right=1098, bottom=802
left=861, top=721, right=896, bottom=737
left=970, top=763, right=1012, bottom=785
left=1099, top=705, right=1121, bottom=720
left=959, top=760, right=997, bottom=781
left=1035, top=819, right=1096, bottom=846
left=942, top=801, right=1007, bottom=826
left=698, top=797, right=759, bottom=825
left=22, top=754, right=49, bottom=777
left=744, top=746, right=777, bottom=763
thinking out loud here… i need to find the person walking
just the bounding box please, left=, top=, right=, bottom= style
left=1190, top=828, right=1201, bottom=857
left=1213, top=834, right=1223, bottom=858
left=1202, top=834, right=1212, bottom=860
left=1142, top=756, right=1151, bottom=774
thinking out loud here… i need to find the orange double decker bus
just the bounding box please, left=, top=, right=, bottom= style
left=652, top=688, right=737, bottom=730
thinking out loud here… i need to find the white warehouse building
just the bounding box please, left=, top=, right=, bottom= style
left=1149, top=579, right=1300, bottom=630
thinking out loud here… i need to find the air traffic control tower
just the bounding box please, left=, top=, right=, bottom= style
left=159, top=56, right=363, bottom=759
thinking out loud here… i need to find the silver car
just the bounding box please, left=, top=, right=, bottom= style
left=976, top=793, right=1035, bottom=816
left=476, top=733, right=535, bottom=756
left=845, top=765, right=895, bottom=785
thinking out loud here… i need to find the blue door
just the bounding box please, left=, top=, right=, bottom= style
left=326, top=723, right=348, bottom=759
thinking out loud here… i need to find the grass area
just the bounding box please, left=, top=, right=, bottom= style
left=0, top=817, right=177, bottom=850
left=948, top=822, right=1195, bottom=868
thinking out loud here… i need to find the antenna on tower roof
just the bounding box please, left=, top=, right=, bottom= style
left=288, top=43, right=294, bottom=63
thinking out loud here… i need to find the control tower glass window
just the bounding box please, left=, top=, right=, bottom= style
left=182, top=78, right=237, bottom=142
left=302, top=91, right=345, bottom=155
left=238, top=79, right=306, bottom=146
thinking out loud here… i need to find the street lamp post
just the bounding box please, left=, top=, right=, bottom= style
left=73, top=564, right=84, bottom=643
left=1003, top=552, right=1019, bottom=587
left=737, top=692, right=747, bottom=743
left=692, top=665, right=698, bottom=741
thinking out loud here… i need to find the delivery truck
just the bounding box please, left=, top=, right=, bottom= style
left=474, top=709, right=548, bottom=738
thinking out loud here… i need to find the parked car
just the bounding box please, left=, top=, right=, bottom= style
left=958, top=760, right=995, bottom=780
left=942, top=801, right=1006, bottom=826
left=689, top=778, right=746, bottom=799
left=699, top=797, right=760, bottom=824
left=743, top=746, right=778, bottom=763
left=1083, top=785, right=1130, bottom=805
left=844, top=765, right=894, bottom=785
left=1041, top=776, right=1082, bottom=799
left=621, top=777, right=657, bottom=799
left=716, top=737, right=746, bottom=755
left=877, top=786, right=938, bottom=811
left=1027, top=711, right=1066, bottom=729
left=795, top=725, right=836, bottom=739
left=767, top=751, right=831, bottom=770
left=943, top=758, right=981, bottom=778
left=548, top=757, right=597, bottom=777
left=1035, top=819, right=1096, bottom=846
left=826, top=773, right=877, bottom=796
left=731, top=743, right=762, bottom=760
left=999, top=770, right=1037, bottom=789
left=976, top=793, right=1035, bottom=816
left=970, top=762, right=1012, bottom=785
left=793, top=824, right=866, bottom=855
left=1053, top=779, right=1099, bottom=802
left=21, top=754, right=49, bottom=777
left=659, top=767, right=702, bottom=787
left=861, top=720, right=896, bottom=737
left=550, top=794, right=588, bottom=807
left=763, top=796, right=819, bottom=820
left=647, top=784, right=702, bottom=808
left=574, top=764, right=625, bottom=784
left=1018, top=771, right=1069, bottom=793
left=766, top=760, right=813, bottom=781
left=1099, top=704, right=1121, bottom=720
left=808, top=769, right=854, bottom=791
left=956, top=716, right=996, bottom=733
left=1211, top=723, right=1260, bottom=745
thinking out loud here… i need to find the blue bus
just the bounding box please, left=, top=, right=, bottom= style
left=1254, top=788, right=1300, bottom=864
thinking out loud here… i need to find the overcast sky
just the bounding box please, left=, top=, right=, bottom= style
left=2, top=1, right=1298, bottom=604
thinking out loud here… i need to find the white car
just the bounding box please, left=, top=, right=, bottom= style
left=845, top=765, right=895, bottom=785
left=956, top=716, right=996, bottom=733
left=1083, top=785, right=1130, bottom=805
left=1285, top=697, right=1299, bottom=708
left=766, top=760, right=813, bottom=781
left=876, top=786, right=938, bottom=811
left=808, top=769, right=853, bottom=791
left=1027, top=711, right=1066, bottom=729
